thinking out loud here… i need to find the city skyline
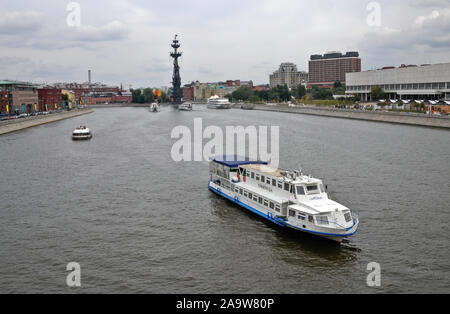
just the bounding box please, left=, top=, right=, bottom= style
left=0, top=0, right=449, bottom=88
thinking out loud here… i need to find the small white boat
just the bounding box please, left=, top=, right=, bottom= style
left=241, top=103, right=255, bottom=110
left=207, top=95, right=232, bottom=109
left=149, top=103, right=160, bottom=112
left=72, top=126, right=92, bottom=140
left=208, top=156, right=359, bottom=243
left=178, top=102, right=193, bottom=111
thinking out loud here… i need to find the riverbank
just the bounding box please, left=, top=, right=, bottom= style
left=252, top=104, right=450, bottom=129
left=0, top=108, right=94, bottom=135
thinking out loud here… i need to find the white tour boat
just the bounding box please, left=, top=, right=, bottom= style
left=149, top=103, right=160, bottom=112
left=208, top=156, right=359, bottom=243
left=207, top=95, right=232, bottom=109
left=178, top=102, right=193, bottom=111
left=72, top=126, right=92, bottom=140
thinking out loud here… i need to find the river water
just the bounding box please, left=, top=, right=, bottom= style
left=0, top=106, right=448, bottom=294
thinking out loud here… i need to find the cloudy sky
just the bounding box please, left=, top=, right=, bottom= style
left=0, top=0, right=449, bottom=88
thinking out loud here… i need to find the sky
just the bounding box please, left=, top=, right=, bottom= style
left=0, top=0, right=449, bottom=88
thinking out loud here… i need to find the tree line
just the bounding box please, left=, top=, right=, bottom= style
left=131, top=88, right=169, bottom=103
left=226, top=82, right=357, bottom=102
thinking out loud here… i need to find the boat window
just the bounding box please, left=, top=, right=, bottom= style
left=296, top=186, right=305, bottom=195
left=298, top=214, right=306, bottom=221
left=261, top=175, right=265, bottom=183
left=248, top=193, right=253, bottom=200
left=307, top=185, right=319, bottom=193
left=258, top=197, right=263, bottom=204
left=272, top=179, right=276, bottom=187
left=269, top=202, right=275, bottom=210
left=244, top=191, right=248, bottom=197
left=256, top=174, right=260, bottom=181
left=239, top=189, right=243, bottom=195
left=275, top=206, right=281, bottom=213
left=284, top=183, right=290, bottom=192
left=253, top=195, right=258, bottom=202
left=235, top=188, right=239, bottom=194
left=251, top=172, right=255, bottom=179
left=316, top=216, right=329, bottom=225
left=289, top=210, right=296, bottom=217
left=266, top=178, right=271, bottom=184
left=277, top=182, right=283, bottom=189
left=319, top=184, right=325, bottom=193
left=308, top=216, right=314, bottom=223
left=264, top=200, right=269, bottom=207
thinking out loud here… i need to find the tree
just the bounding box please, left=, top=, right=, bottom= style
left=370, top=86, right=387, bottom=101
left=132, top=89, right=142, bottom=103
left=293, top=85, right=306, bottom=99
left=312, top=87, right=333, bottom=100
left=248, top=95, right=260, bottom=103
left=143, top=88, right=155, bottom=103
left=231, top=86, right=253, bottom=101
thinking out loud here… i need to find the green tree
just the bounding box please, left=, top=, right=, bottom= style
left=293, top=85, right=306, bottom=99
left=370, top=86, right=387, bottom=101
left=231, top=86, right=254, bottom=101
left=132, top=89, right=142, bottom=103
left=312, top=87, right=333, bottom=100
left=143, top=88, right=155, bottom=103
left=248, top=95, right=260, bottom=103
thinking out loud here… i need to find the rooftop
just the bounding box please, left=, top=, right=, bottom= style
left=211, top=156, right=267, bottom=168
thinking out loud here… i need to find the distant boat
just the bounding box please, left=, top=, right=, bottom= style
left=241, top=103, right=255, bottom=110
left=72, top=126, right=92, bottom=140
left=178, top=102, right=193, bottom=111
left=207, top=95, right=232, bottom=109
left=149, top=103, right=160, bottom=112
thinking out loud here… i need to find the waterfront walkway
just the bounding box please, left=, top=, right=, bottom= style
left=0, top=109, right=94, bottom=135
left=252, top=104, right=450, bottom=129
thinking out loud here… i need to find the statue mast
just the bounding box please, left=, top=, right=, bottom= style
left=170, top=35, right=183, bottom=104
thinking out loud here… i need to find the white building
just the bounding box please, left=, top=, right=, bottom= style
left=346, top=63, right=450, bottom=102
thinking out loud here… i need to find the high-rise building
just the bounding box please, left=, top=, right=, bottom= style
left=270, top=63, right=308, bottom=89
left=308, top=51, right=361, bottom=89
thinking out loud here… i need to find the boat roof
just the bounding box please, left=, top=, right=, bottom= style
left=241, top=164, right=286, bottom=178
left=211, top=155, right=267, bottom=168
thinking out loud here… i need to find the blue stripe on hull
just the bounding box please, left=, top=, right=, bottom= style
left=209, top=185, right=286, bottom=227
left=209, top=184, right=358, bottom=238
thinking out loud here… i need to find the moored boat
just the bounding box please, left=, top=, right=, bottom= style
left=208, top=156, right=359, bottom=243
left=72, top=126, right=92, bottom=140
left=207, top=95, right=232, bottom=109
left=178, top=102, right=193, bottom=111
left=149, top=103, right=160, bottom=112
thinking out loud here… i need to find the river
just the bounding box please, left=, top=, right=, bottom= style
left=0, top=106, right=448, bottom=293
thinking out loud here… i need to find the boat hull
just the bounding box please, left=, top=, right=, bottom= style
left=72, top=134, right=93, bottom=141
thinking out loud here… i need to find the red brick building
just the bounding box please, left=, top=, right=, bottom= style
left=182, top=85, right=194, bottom=101
left=38, top=88, right=62, bottom=111
left=308, top=51, right=361, bottom=89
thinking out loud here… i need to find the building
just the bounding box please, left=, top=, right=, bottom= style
left=183, top=84, right=194, bottom=101
left=38, top=88, right=62, bottom=111
left=0, top=80, right=38, bottom=114
left=253, top=85, right=271, bottom=92
left=308, top=51, right=361, bottom=89
left=270, top=63, right=308, bottom=89
left=346, top=63, right=450, bottom=102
